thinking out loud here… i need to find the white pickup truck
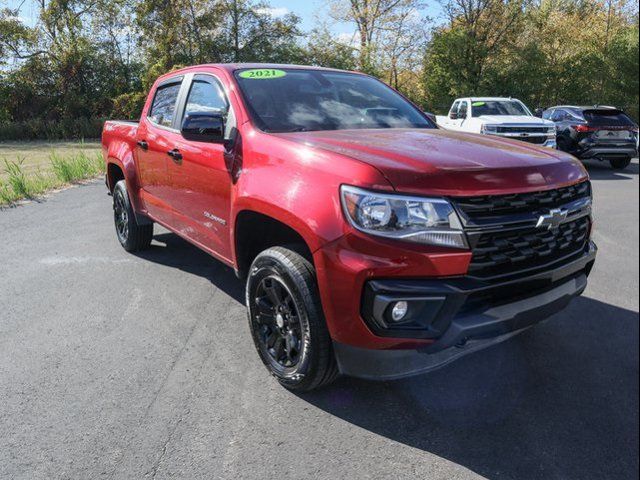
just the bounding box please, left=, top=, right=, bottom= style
left=436, top=97, right=557, bottom=148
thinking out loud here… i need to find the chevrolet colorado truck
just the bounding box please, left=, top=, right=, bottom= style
left=102, top=64, right=596, bottom=391
left=437, top=97, right=557, bottom=148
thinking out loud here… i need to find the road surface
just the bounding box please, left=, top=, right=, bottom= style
left=1, top=160, right=638, bottom=479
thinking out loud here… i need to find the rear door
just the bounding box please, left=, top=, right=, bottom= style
left=136, top=76, right=185, bottom=223
left=165, top=72, right=235, bottom=262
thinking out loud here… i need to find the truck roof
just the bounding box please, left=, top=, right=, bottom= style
left=459, top=97, right=523, bottom=102
left=156, top=63, right=355, bottom=81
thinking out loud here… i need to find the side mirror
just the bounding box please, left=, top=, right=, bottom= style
left=449, top=112, right=458, bottom=120
left=534, top=108, right=544, bottom=118
left=181, top=112, right=225, bottom=143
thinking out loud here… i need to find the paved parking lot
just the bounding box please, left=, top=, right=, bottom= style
left=0, top=159, right=638, bottom=479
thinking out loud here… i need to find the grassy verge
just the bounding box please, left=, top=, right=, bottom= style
left=0, top=151, right=104, bottom=206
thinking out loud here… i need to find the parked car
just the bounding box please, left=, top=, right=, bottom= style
left=542, top=105, right=639, bottom=170
left=436, top=97, right=557, bottom=148
left=102, top=64, right=596, bottom=391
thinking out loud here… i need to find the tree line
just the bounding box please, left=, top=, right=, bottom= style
left=0, top=0, right=638, bottom=141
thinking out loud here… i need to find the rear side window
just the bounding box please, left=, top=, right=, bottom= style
left=449, top=101, right=460, bottom=117
left=584, top=110, right=636, bottom=127
left=458, top=101, right=468, bottom=117
left=148, top=82, right=182, bottom=127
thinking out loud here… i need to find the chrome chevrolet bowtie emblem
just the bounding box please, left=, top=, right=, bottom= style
left=536, top=208, right=568, bottom=230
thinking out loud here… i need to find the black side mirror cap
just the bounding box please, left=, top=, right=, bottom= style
left=449, top=112, right=458, bottom=120
left=181, top=112, right=225, bottom=143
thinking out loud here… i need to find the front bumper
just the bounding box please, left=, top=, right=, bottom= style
left=332, top=241, right=596, bottom=380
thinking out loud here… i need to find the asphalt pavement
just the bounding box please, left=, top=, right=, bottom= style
left=0, top=159, right=638, bottom=480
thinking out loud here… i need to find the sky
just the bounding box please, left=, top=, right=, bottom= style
left=3, top=0, right=445, bottom=36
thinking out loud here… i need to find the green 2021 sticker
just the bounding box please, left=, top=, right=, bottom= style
left=239, top=69, right=287, bottom=79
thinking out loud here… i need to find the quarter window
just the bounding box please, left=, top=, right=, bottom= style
left=148, top=82, right=182, bottom=127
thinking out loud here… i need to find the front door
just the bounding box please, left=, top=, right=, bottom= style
left=166, top=73, right=235, bottom=262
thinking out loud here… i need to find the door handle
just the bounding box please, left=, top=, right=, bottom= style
left=137, top=140, right=148, bottom=151
left=167, top=148, right=183, bottom=164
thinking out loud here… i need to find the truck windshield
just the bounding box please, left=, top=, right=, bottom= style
left=471, top=100, right=530, bottom=117
left=234, top=68, right=433, bottom=133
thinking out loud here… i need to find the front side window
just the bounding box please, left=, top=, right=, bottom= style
left=471, top=100, right=530, bottom=117
left=148, top=82, right=182, bottom=127
left=184, top=80, right=228, bottom=116
left=234, top=68, right=433, bottom=133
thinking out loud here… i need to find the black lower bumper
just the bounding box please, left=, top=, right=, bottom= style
left=576, top=144, right=637, bottom=160
left=334, top=242, right=597, bottom=380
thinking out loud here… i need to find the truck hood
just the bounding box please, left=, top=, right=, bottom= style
left=475, top=115, right=554, bottom=126
left=274, top=128, right=588, bottom=196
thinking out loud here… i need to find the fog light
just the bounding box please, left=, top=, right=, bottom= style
left=391, top=301, right=408, bottom=322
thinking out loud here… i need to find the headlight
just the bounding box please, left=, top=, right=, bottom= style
left=481, top=125, right=498, bottom=134
left=546, top=126, right=556, bottom=135
left=340, top=185, right=468, bottom=248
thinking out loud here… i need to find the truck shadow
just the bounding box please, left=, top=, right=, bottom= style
left=134, top=231, right=638, bottom=479
left=134, top=232, right=245, bottom=304
left=296, top=296, right=639, bottom=479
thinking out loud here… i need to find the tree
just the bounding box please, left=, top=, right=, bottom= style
left=329, top=0, right=425, bottom=73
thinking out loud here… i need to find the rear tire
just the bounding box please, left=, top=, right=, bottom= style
left=246, top=246, right=338, bottom=391
left=609, top=157, right=632, bottom=170
left=113, top=180, right=153, bottom=252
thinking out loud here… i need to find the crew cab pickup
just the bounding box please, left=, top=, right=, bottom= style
left=102, top=64, right=596, bottom=391
left=437, top=97, right=557, bottom=148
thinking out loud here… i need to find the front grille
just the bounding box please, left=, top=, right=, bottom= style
left=514, top=136, right=546, bottom=144
left=454, top=181, right=591, bottom=220
left=496, top=127, right=549, bottom=134
left=468, top=216, right=590, bottom=278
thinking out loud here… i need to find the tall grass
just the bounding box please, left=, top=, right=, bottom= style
left=0, top=151, right=104, bottom=206
left=50, top=151, right=104, bottom=183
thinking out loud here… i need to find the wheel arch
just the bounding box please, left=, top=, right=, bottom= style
left=233, top=209, right=316, bottom=279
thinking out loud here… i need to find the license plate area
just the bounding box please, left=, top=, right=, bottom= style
left=595, top=130, right=632, bottom=140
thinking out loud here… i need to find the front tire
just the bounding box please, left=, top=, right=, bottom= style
left=246, top=247, right=338, bottom=391
left=113, top=180, right=153, bottom=252
left=609, top=157, right=632, bottom=170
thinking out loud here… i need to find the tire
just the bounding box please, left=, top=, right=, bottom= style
left=113, top=180, right=153, bottom=252
left=246, top=246, right=338, bottom=391
left=557, top=136, right=572, bottom=153
left=609, top=157, right=632, bottom=170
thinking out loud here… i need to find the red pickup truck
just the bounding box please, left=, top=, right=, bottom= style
left=102, top=64, right=597, bottom=391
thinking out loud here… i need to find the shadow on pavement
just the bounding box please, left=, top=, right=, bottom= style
left=135, top=232, right=638, bottom=479
left=134, top=232, right=244, bottom=304
left=298, top=296, right=639, bottom=479
left=582, top=158, right=639, bottom=180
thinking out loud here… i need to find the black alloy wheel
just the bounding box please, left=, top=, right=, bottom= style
left=254, top=276, right=304, bottom=371
left=246, top=246, right=338, bottom=391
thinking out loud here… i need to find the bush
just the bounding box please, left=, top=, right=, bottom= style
left=0, top=117, right=104, bottom=141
